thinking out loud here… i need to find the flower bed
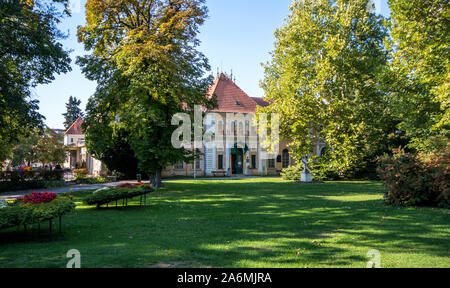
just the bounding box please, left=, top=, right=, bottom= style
left=84, top=185, right=153, bottom=208
left=0, top=193, right=76, bottom=230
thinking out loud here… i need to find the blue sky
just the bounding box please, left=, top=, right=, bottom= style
left=34, top=0, right=391, bottom=129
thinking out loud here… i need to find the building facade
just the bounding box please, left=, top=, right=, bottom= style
left=63, top=117, right=104, bottom=176
left=63, top=74, right=326, bottom=179
left=162, top=74, right=326, bottom=178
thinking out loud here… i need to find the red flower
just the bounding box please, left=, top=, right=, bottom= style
left=116, top=183, right=134, bottom=188
left=23, top=192, right=58, bottom=204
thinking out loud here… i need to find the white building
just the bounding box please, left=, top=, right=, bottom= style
left=63, top=117, right=105, bottom=176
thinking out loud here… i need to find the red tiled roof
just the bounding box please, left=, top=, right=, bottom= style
left=207, top=74, right=267, bottom=113
left=251, top=97, right=270, bottom=108
left=64, top=117, right=84, bottom=135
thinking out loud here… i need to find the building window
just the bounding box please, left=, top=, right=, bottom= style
left=218, top=121, right=224, bottom=135
left=268, top=159, right=276, bottom=169
left=174, top=161, right=184, bottom=170
left=251, top=154, right=257, bottom=169
left=282, top=149, right=290, bottom=168
left=277, top=155, right=282, bottom=163
left=193, top=158, right=201, bottom=170
left=218, top=155, right=224, bottom=170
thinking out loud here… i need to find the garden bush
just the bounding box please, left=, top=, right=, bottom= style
left=73, top=169, right=88, bottom=180
left=281, top=165, right=303, bottom=181
left=378, top=148, right=449, bottom=208
left=75, top=177, right=109, bottom=185
left=84, top=185, right=153, bottom=207
left=308, top=155, right=341, bottom=181
left=0, top=193, right=76, bottom=230
left=0, top=170, right=66, bottom=193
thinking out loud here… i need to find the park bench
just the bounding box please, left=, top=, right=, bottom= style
left=212, top=171, right=227, bottom=177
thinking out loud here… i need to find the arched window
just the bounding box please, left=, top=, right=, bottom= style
left=277, top=155, right=282, bottom=163
left=238, top=122, right=244, bottom=136
left=218, top=121, right=224, bottom=135
left=282, top=149, right=290, bottom=168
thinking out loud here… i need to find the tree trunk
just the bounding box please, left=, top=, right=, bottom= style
left=152, top=169, right=164, bottom=188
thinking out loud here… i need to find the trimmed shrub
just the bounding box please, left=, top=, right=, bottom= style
left=308, top=155, right=341, bottom=181
left=75, top=177, right=109, bottom=185
left=378, top=148, right=449, bottom=208
left=0, top=194, right=76, bottom=230
left=84, top=186, right=153, bottom=207
left=0, top=170, right=66, bottom=193
left=21, top=197, right=76, bottom=223
left=281, top=165, right=302, bottom=181
left=73, top=169, right=88, bottom=180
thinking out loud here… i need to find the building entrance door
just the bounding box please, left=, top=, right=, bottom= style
left=232, top=149, right=244, bottom=175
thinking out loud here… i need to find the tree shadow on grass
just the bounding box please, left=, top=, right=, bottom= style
left=0, top=180, right=448, bottom=267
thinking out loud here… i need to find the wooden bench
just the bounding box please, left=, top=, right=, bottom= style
left=212, top=171, right=227, bottom=177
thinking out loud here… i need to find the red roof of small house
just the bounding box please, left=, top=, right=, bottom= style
left=207, top=74, right=269, bottom=113
left=64, top=117, right=84, bottom=135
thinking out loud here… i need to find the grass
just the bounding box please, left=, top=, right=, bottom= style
left=0, top=178, right=448, bottom=268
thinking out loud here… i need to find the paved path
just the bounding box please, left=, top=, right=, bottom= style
left=0, top=177, right=277, bottom=200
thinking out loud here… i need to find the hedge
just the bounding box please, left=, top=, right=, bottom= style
left=0, top=170, right=67, bottom=193
left=0, top=196, right=76, bottom=230
left=84, top=186, right=153, bottom=207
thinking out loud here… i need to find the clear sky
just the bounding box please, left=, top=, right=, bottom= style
left=34, top=0, right=391, bottom=129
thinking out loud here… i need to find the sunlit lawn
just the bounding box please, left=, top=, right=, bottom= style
left=0, top=178, right=449, bottom=268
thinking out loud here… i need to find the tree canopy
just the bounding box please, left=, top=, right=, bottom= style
left=0, top=0, right=71, bottom=163
left=11, top=128, right=66, bottom=167
left=77, top=0, right=215, bottom=186
left=63, top=96, right=84, bottom=129
left=260, top=0, right=393, bottom=176
left=387, top=0, right=449, bottom=151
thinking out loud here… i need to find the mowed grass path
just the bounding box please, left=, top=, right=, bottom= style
left=0, top=179, right=449, bottom=268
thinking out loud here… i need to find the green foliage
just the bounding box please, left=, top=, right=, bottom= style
left=81, top=120, right=141, bottom=179
left=0, top=205, right=25, bottom=230
left=281, top=165, right=302, bottom=181
left=75, top=177, right=109, bottom=185
left=84, top=186, right=153, bottom=207
left=0, top=180, right=45, bottom=193
left=2, top=180, right=449, bottom=268
left=73, top=168, right=88, bottom=180
left=260, top=0, right=392, bottom=177
left=308, top=155, right=341, bottom=181
left=77, top=0, right=215, bottom=187
left=62, top=96, right=84, bottom=129
left=0, top=0, right=71, bottom=163
left=386, top=0, right=449, bottom=151
left=0, top=196, right=75, bottom=230
left=0, top=169, right=66, bottom=192
left=21, top=197, right=76, bottom=223
left=378, top=145, right=449, bottom=208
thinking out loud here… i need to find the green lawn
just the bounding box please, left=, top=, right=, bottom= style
left=0, top=178, right=449, bottom=268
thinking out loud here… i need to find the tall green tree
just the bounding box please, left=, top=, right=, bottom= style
left=0, top=0, right=72, bottom=163
left=11, top=128, right=66, bottom=168
left=77, top=0, right=214, bottom=187
left=63, top=96, right=84, bottom=129
left=82, top=96, right=141, bottom=179
left=36, top=128, right=66, bottom=168
left=386, top=0, right=449, bottom=151
left=260, top=0, right=391, bottom=177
